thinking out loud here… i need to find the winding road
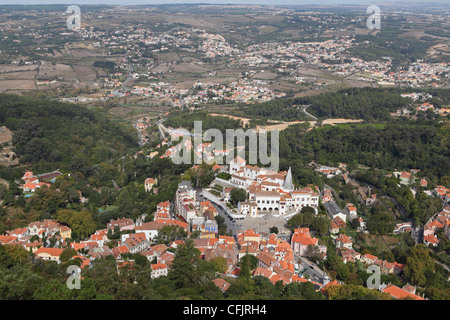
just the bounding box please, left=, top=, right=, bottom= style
left=300, top=104, right=318, bottom=120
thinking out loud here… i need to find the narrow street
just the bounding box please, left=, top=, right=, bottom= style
left=294, top=252, right=327, bottom=283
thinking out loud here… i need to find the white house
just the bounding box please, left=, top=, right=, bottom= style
left=151, top=263, right=168, bottom=279
left=134, top=221, right=165, bottom=241
left=145, top=178, right=157, bottom=192
left=238, top=201, right=259, bottom=217
left=229, top=156, right=246, bottom=175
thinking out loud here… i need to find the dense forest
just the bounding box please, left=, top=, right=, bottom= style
left=296, top=88, right=411, bottom=120
left=237, top=98, right=310, bottom=121
left=279, top=122, right=450, bottom=181
left=0, top=94, right=138, bottom=175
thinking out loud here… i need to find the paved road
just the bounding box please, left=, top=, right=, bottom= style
left=122, top=52, right=133, bottom=90
left=156, top=118, right=168, bottom=140
left=198, top=192, right=240, bottom=237
left=294, top=252, right=327, bottom=283
left=300, top=105, right=318, bottom=121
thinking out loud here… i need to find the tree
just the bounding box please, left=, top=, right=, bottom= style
left=305, top=245, right=324, bottom=264
left=327, top=284, right=391, bottom=300
left=0, top=267, right=45, bottom=300
left=215, top=215, right=228, bottom=236
left=201, top=280, right=224, bottom=300
left=238, top=254, right=258, bottom=273
left=269, top=226, right=279, bottom=234
left=312, top=216, right=330, bottom=236
left=230, top=188, right=246, bottom=205
left=287, top=208, right=315, bottom=231
left=282, top=281, right=325, bottom=300
left=56, top=209, right=97, bottom=240
left=0, top=244, right=15, bottom=268
left=2, top=244, right=29, bottom=266
left=301, top=206, right=315, bottom=215
left=168, top=240, right=201, bottom=289
left=210, top=256, right=228, bottom=274
left=404, top=244, right=435, bottom=286
left=60, top=248, right=77, bottom=263
left=133, top=253, right=148, bottom=268
left=155, top=225, right=187, bottom=245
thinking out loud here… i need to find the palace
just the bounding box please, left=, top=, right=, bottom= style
left=227, top=156, right=319, bottom=217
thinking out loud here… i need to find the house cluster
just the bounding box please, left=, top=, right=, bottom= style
left=0, top=219, right=72, bottom=256
left=412, top=102, right=450, bottom=117
left=192, top=80, right=286, bottom=104
left=322, top=188, right=365, bottom=232
left=19, top=170, right=62, bottom=193
left=128, top=78, right=285, bottom=109
left=393, top=169, right=425, bottom=186
left=291, top=227, right=326, bottom=258
left=234, top=37, right=435, bottom=88
left=315, top=165, right=342, bottom=179
left=144, top=178, right=158, bottom=193
left=76, top=24, right=287, bottom=107
left=236, top=228, right=327, bottom=288
left=238, top=36, right=448, bottom=89
left=158, top=135, right=242, bottom=166
left=386, top=61, right=449, bottom=87
left=423, top=205, right=450, bottom=247
left=340, top=248, right=405, bottom=277
left=199, top=32, right=240, bottom=58
left=174, top=180, right=219, bottom=238
left=132, top=116, right=153, bottom=146
left=393, top=222, right=412, bottom=234
left=58, top=202, right=191, bottom=273
left=390, top=107, right=412, bottom=117
left=400, top=92, right=433, bottom=101
left=331, top=224, right=401, bottom=271
left=433, top=185, right=450, bottom=203
left=0, top=198, right=185, bottom=275
left=221, top=157, right=319, bottom=217
left=416, top=102, right=435, bottom=112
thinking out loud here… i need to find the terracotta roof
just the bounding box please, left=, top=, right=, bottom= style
left=212, top=278, right=231, bottom=292
left=151, top=263, right=167, bottom=271
left=0, top=235, right=18, bottom=244
left=231, top=156, right=246, bottom=164
left=35, top=247, right=64, bottom=257
left=382, top=284, right=425, bottom=300
left=291, top=228, right=318, bottom=246
left=363, top=253, right=378, bottom=261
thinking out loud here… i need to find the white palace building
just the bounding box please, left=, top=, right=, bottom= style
left=227, top=156, right=319, bottom=217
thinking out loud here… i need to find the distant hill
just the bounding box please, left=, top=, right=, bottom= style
left=0, top=94, right=138, bottom=175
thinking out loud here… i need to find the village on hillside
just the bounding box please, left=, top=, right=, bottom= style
left=1, top=153, right=448, bottom=300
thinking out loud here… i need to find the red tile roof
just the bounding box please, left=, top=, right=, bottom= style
left=382, top=284, right=425, bottom=300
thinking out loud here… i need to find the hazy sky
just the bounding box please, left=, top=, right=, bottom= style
left=0, top=0, right=448, bottom=5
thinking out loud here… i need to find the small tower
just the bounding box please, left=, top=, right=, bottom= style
left=283, top=167, right=294, bottom=191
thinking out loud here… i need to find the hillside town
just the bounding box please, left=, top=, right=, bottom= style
left=2, top=151, right=448, bottom=301
left=0, top=1, right=449, bottom=304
